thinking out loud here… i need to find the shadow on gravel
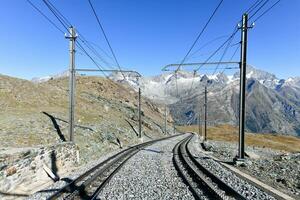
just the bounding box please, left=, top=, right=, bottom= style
left=38, top=177, right=92, bottom=199
left=200, top=142, right=208, bottom=151
left=220, top=160, right=235, bottom=165
left=37, top=189, right=60, bottom=193
left=142, top=148, right=164, bottom=154
left=0, top=191, right=29, bottom=197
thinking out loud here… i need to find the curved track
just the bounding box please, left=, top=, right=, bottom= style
left=173, top=134, right=247, bottom=200
left=47, top=134, right=182, bottom=200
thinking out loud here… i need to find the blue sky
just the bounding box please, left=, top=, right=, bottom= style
left=0, top=0, right=299, bottom=80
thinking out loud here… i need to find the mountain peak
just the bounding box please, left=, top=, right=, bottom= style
left=31, top=70, right=70, bottom=83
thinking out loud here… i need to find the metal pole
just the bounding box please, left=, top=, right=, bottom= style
left=165, top=104, right=167, bottom=134
left=66, top=27, right=77, bottom=142
left=238, top=13, right=248, bottom=159
left=204, top=86, right=207, bottom=141
left=138, top=87, right=142, bottom=138
left=198, top=103, right=202, bottom=137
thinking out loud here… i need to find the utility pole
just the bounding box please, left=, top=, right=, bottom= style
left=204, top=86, right=207, bottom=141
left=65, top=27, right=77, bottom=142
left=138, top=87, right=142, bottom=138
left=198, top=104, right=202, bottom=137
left=165, top=104, right=167, bottom=134
left=238, top=13, right=249, bottom=160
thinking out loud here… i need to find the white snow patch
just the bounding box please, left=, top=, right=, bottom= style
left=246, top=71, right=253, bottom=78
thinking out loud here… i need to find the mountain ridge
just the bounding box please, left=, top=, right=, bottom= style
left=108, top=66, right=300, bottom=136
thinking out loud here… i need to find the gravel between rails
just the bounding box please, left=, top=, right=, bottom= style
left=98, top=134, right=195, bottom=200
left=188, top=135, right=276, bottom=200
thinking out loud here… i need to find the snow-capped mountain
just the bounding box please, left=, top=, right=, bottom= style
left=31, top=70, right=71, bottom=83
left=31, top=66, right=300, bottom=135
left=110, top=66, right=300, bottom=136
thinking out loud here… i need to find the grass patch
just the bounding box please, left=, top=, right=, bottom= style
left=178, top=124, right=300, bottom=152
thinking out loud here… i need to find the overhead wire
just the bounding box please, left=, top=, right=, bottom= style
left=88, top=0, right=125, bottom=79
left=186, top=34, right=230, bottom=62
left=174, top=0, right=224, bottom=99
left=76, top=31, right=115, bottom=69
left=42, top=0, right=70, bottom=31
left=184, top=0, right=278, bottom=126
left=248, top=0, right=270, bottom=20
left=43, top=0, right=115, bottom=69
left=220, top=45, right=240, bottom=74
left=246, top=0, right=265, bottom=14
left=83, top=40, right=115, bottom=61
left=44, top=0, right=72, bottom=26
left=186, top=0, right=270, bottom=96
left=175, top=0, right=224, bottom=72
left=26, top=0, right=65, bottom=34
left=40, top=0, right=110, bottom=77
left=76, top=41, right=109, bottom=78
left=252, top=0, right=281, bottom=23
left=211, top=27, right=237, bottom=76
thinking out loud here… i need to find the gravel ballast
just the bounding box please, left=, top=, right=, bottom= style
left=188, top=136, right=276, bottom=200
left=202, top=139, right=300, bottom=199
left=98, top=135, right=194, bottom=200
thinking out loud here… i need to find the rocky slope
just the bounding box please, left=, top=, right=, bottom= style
left=0, top=74, right=173, bottom=164
left=110, top=66, right=300, bottom=136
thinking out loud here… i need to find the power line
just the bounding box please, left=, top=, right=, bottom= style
left=76, top=41, right=109, bottom=78
left=88, top=0, right=125, bottom=78
left=44, top=0, right=72, bottom=26
left=175, top=0, right=224, bottom=72
left=26, top=0, right=65, bottom=34
left=220, top=45, right=240, bottom=74
left=174, top=0, right=224, bottom=99
left=42, top=0, right=70, bottom=31
left=195, top=28, right=239, bottom=72
left=186, top=0, right=262, bottom=96
left=41, top=0, right=112, bottom=76
left=186, top=34, right=230, bottom=62
left=246, top=0, right=265, bottom=14
left=186, top=26, right=239, bottom=95
left=248, top=0, right=270, bottom=20
left=83, top=40, right=115, bottom=61
left=252, top=0, right=281, bottom=23
left=188, top=30, right=238, bottom=94
left=211, top=27, right=237, bottom=75
left=76, top=31, right=115, bottom=69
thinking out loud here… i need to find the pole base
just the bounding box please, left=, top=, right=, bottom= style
left=233, top=157, right=246, bottom=166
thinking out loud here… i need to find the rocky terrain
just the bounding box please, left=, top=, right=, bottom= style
left=202, top=140, right=300, bottom=199
left=0, top=142, right=78, bottom=198
left=0, top=74, right=174, bottom=196
left=110, top=65, right=300, bottom=136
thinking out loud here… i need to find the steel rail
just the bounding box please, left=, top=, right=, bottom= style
left=185, top=137, right=247, bottom=199
left=173, top=134, right=247, bottom=200
left=89, top=150, right=138, bottom=200
left=173, top=135, right=205, bottom=199
left=63, top=147, right=139, bottom=200
left=47, top=133, right=183, bottom=200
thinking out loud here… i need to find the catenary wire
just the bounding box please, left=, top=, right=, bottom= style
left=88, top=0, right=125, bottom=79
left=174, top=0, right=224, bottom=99
left=252, top=0, right=281, bottom=23
left=26, top=0, right=65, bottom=34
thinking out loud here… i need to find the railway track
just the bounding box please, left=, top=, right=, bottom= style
left=47, top=134, right=182, bottom=200
left=173, top=134, right=248, bottom=200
